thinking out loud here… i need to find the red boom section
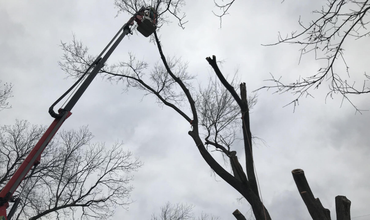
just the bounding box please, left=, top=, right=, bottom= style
left=0, top=10, right=158, bottom=219
left=0, top=111, right=71, bottom=220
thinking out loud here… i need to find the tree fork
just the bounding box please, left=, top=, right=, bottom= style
left=206, top=55, right=271, bottom=220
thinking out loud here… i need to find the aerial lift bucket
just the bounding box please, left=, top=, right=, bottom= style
left=137, top=19, right=156, bottom=37
left=136, top=7, right=157, bottom=37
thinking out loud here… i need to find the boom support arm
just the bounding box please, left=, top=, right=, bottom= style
left=49, top=20, right=133, bottom=119
left=0, top=15, right=136, bottom=220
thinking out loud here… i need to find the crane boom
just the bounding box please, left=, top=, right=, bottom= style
left=0, top=7, right=157, bottom=220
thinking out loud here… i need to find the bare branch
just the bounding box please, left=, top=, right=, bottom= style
left=0, top=82, right=13, bottom=111
left=213, top=0, right=236, bottom=27
left=262, top=0, right=370, bottom=111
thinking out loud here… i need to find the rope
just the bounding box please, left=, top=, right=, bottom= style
left=242, top=112, right=268, bottom=220
left=49, top=67, right=91, bottom=118
left=61, top=71, right=88, bottom=109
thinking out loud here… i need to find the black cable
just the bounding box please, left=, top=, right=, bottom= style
left=48, top=65, right=92, bottom=118
left=48, top=19, right=131, bottom=119
left=49, top=10, right=145, bottom=119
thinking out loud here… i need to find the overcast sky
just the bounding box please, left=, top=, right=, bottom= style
left=1, top=0, right=370, bottom=219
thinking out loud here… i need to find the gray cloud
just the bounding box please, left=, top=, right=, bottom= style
left=1, top=0, right=370, bottom=219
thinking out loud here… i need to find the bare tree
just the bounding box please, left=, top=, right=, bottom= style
left=151, top=203, right=219, bottom=220
left=59, top=1, right=352, bottom=219
left=262, top=0, right=370, bottom=112
left=0, top=81, right=13, bottom=111
left=61, top=29, right=270, bottom=219
left=0, top=121, right=141, bottom=220
left=0, top=121, right=46, bottom=188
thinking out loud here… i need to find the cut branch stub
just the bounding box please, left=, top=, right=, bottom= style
left=292, top=169, right=315, bottom=200
left=239, top=82, right=258, bottom=197
left=233, top=209, right=247, bottom=220
left=336, top=195, right=351, bottom=220
left=292, top=169, right=331, bottom=220
left=240, top=82, right=247, bottom=103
